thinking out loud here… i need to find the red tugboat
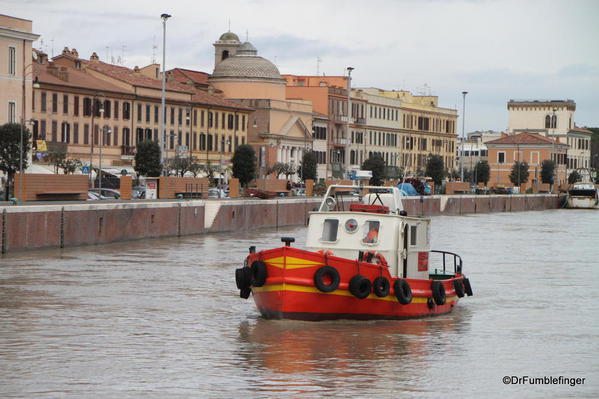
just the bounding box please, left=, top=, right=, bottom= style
left=235, top=182, right=473, bottom=321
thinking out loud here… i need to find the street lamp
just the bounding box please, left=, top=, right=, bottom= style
left=18, top=65, right=40, bottom=202
left=89, top=93, right=105, bottom=187
left=345, top=66, right=354, bottom=174
left=160, top=13, right=172, bottom=173
left=98, top=126, right=111, bottom=190
left=220, top=137, right=231, bottom=186
left=460, top=91, right=468, bottom=182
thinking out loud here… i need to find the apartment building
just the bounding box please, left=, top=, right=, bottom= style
left=31, top=48, right=251, bottom=172
left=507, top=99, right=591, bottom=176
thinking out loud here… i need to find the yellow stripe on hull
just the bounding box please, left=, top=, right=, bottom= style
left=252, top=283, right=457, bottom=303
left=263, top=256, right=324, bottom=270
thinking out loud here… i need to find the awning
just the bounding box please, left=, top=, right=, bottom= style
left=100, top=167, right=137, bottom=177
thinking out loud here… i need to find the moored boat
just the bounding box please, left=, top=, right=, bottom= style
left=235, top=181, right=473, bottom=321
left=566, top=183, right=599, bottom=209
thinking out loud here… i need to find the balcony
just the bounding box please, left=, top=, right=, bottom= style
left=121, top=145, right=136, bottom=158
left=355, top=117, right=366, bottom=125
left=332, top=137, right=348, bottom=146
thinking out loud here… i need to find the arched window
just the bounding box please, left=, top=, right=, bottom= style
left=545, top=115, right=551, bottom=128
left=222, top=50, right=229, bottom=61
left=551, top=115, right=557, bottom=129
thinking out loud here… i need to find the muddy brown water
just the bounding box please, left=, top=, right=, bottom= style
left=1, top=209, right=598, bottom=398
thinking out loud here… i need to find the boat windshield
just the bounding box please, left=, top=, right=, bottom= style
left=318, top=185, right=404, bottom=214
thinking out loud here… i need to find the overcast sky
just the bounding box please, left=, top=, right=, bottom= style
left=7, top=0, right=599, bottom=132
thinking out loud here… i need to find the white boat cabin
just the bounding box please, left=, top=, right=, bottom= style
left=306, top=185, right=432, bottom=279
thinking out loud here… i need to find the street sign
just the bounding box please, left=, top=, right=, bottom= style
left=81, top=166, right=90, bottom=174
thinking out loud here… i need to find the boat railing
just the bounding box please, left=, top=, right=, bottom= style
left=429, top=250, right=463, bottom=275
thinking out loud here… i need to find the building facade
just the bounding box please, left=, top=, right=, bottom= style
left=209, top=35, right=313, bottom=180
left=507, top=99, right=591, bottom=177
left=0, top=14, right=39, bottom=126
left=486, top=132, right=568, bottom=189
left=31, top=47, right=251, bottom=175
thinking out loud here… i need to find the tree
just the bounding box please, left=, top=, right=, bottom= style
left=269, top=162, right=295, bottom=179
left=202, top=161, right=219, bottom=182
left=568, top=170, right=581, bottom=184
left=0, top=123, right=32, bottom=200
left=134, top=140, right=162, bottom=177
left=299, top=150, right=317, bottom=181
left=474, top=160, right=490, bottom=185
left=61, top=158, right=83, bottom=174
left=165, top=156, right=192, bottom=177
left=232, top=144, right=256, bottom=187
left=540, top=160, right=556, bottom=185
left=362, top=154, right=386, bottom=185
left=188, top=162, right=203, bottom=177
left=425, top=154, right=444, bottom=187
left=509, top=161, right=529, bottom=187
left=47, top=149, right=67, bottom=174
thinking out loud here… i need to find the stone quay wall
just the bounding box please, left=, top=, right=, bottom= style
left=0, top=194, right=562, bottom=253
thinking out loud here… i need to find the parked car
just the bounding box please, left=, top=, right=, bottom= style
left=244, top=188, right=276, bottom=199
left=132, top=186, right=146, bottom=199
left=87, top=191, right=103, bottom=200
left=208, top=188, right=227, bottom=199
left=89, top=188, right=120, bottom=199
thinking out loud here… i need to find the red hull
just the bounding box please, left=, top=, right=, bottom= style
left=245, top=247, right=463, bottom=321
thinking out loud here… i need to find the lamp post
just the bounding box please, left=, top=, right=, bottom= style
left=98, top=126, right=111, bottom=190
left=460, top=91, right=468, bottom=182
left=18, top=64, right=39, bottom=202
left=160, top=13, right=171, bottom=173
left=220, top=137, right=231, bottom=187
left=89, top=93, right=105, bottom=187
left=345, top=66, right=354, bottom=175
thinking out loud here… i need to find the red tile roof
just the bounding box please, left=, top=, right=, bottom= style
left=33, top=61, right=129, bottom=94
left=486, top=132, right=559, bottom=145
left=42, top=54, right=252, bottom=111
left=169, top=68, right=210, bottom=86
left=81, top=59, right=195, bottom=94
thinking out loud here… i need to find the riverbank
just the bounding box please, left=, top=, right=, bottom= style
left=0, top=194, right=563, bottom=253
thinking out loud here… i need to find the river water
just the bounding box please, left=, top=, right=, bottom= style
left=1, top=209, right=598, bottom=398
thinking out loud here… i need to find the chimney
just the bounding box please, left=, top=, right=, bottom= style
left=37, top=51, right=48, bottom=64
left=71, top=48, right=79, bottom=58
left=90, top=52, right=99, bottom=61
left=62, top=47, right=70, bottom=55
left=133, top=65, right=140, bottom=73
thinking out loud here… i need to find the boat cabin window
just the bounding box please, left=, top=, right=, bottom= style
left=362, top=221, right=380, bottom=244
left=321, top=219, right=339, bottom=242
left=410, top=225, right=417, bottom=246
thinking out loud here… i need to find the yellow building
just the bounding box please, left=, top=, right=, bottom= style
left=31, top=47, right=251, bottom=174
left=354, top=88, right=458, bottom=176
left=0, top=14, right=39, bottom=126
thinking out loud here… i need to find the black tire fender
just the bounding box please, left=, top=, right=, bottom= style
left=235, top=267, right=252, bottom=290
left=251, top=261, right=267, bottom=287
left=349, top=275, right=372, bottom=299
left=314, top=266, right=341, bottom=293
left=463, top=277, right=473, bottom=296
left=453, top=278, right=465, bottom=298
left=393, top=278, right=412, bottom=305
left=431, top=280, right=446, bottom=305
left=373, top=276, right=390, bottom=297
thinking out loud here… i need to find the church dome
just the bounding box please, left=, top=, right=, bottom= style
left=210, top=41, right=283, bottom=82
left=218, top=31, right=240, bottom=42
